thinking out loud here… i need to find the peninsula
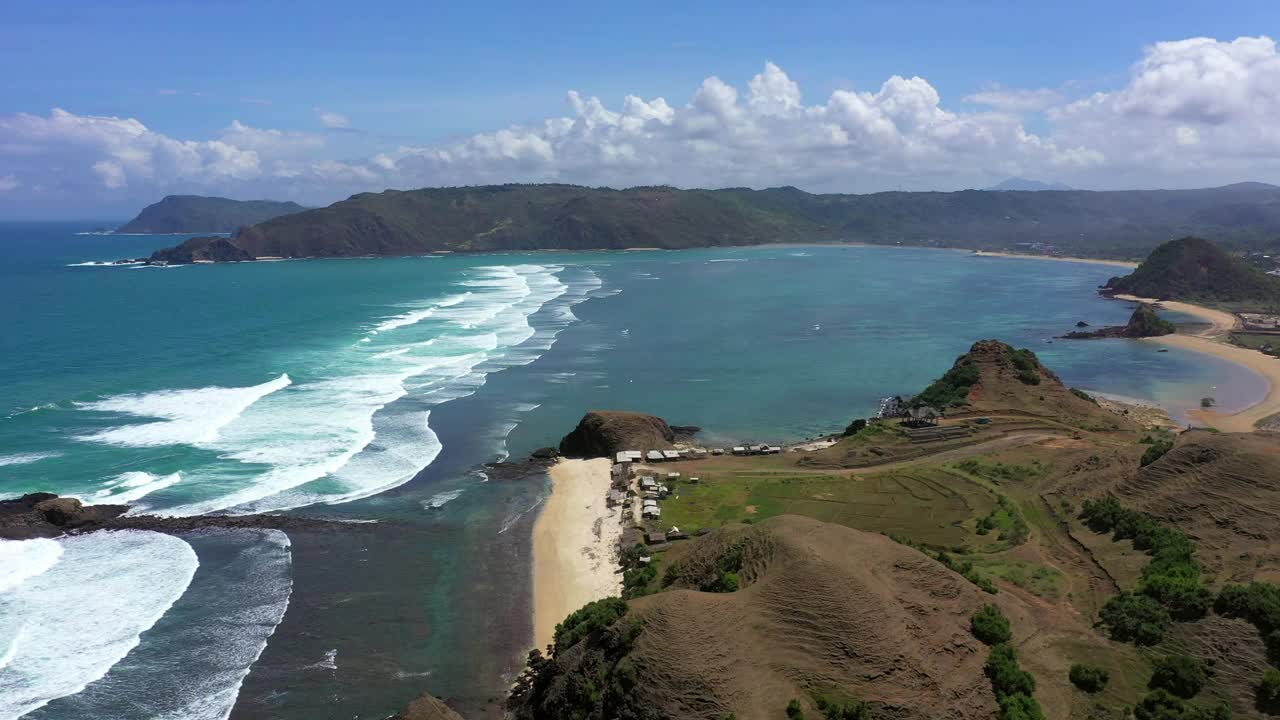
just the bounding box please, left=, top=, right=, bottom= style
left=116, top=195, right=306, bottom=234
left=141, top=182, right=1280, bottom=263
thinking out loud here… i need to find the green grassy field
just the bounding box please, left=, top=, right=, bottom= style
left=659, top=468, right=1001, bottom=548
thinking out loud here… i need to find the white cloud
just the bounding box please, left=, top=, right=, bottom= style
left=0, top=174, right=19, bottom=192
left=315, top=109, right=351, bottom=129
left=5, top=36, right=1280, bottom=216
left=964, top=84, right=1062, bottom=112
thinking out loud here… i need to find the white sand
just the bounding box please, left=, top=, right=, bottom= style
left=531, top=458, right=623, bottom=652
left=971, top=251, right=1139, bottom=268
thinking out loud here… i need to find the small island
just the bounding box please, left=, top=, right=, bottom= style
left=1060, top=303, right=1175, bottom=339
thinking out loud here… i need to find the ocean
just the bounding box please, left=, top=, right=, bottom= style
left=0, top=223, right=1266, bottom=719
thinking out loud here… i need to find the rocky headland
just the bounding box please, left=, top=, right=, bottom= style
left=1058, top=303, right=1176, bottom=339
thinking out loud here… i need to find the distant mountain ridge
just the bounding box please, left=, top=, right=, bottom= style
left=1102, top=236, right=1280, bottom=307
left=146, top=182, right=1280, bottom=262
left=985, top=177, right=1073, bottom=191
left=118, top=195, right=307, bottom=234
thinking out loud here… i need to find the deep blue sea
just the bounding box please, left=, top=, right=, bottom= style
left=0, top=223, right=1266, bottom=719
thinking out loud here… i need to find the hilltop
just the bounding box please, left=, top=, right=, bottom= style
left=1103, top=236, right=1280, bottom=307
left=986, top=177, right=1073, bottom=191
left=117, top=195, right=306, bottom=234
left=143, top=182, right=1280, bottom=261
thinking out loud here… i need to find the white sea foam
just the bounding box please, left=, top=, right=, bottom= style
left=0, top=539, right=63, bottom=594
left=78, top=374, right=292, bottom=447
left=0, top=531, right=198, bottom=718
left=422, top=488, right=465, bottom=509
left=0, top=451, right=60, bottom=468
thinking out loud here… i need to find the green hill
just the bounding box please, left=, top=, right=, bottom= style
left=1102, top=236, right=1280, bottom=307
left=147, top=182, right=1280, bottom=261
left=118, top=195, right=307, bottom=234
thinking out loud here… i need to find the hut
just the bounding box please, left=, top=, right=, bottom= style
left=711, top=448, right=725, bottom=455
left=645, top=531, right=667, bottom=544
left=639, top=476, right=657, bottom=491
left=662, top=450, right=680, bottom=461
left=646, top=450, right=665, bottom=463
left=615, top=451, right=633, bottom=464
left=904, top=406, right=942, bottom=429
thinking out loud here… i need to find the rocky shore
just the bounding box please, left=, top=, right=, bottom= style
left=1058, top=302, right=1174, bottom=339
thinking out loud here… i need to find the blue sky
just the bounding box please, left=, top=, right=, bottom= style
left=2, top=0, right=1279, bottom=217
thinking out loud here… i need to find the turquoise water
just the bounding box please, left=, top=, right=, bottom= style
left=0, top=224, right=1266, bottom=718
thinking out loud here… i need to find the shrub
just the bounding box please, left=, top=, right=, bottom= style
left=986, top=643, right=1037, bottom=697
left=815, top=697, right=872, bottom=720
left=999, top=693, right=1047, bottom=720
left=786, top=699, right=805, bottom=719
left=1149, top=656, right=1208, bottom=699
left=1133, top=689, right=1232, bottom=720
left=1069, top=663, right=1111, bottom=693
left=972, top=604, right=1013, bottom=645
left=1141, top=438, right=1175, bottom=466
left=1071, top=388, right=1099, bottom=404
left=1100, top=592, right=1171, bottom=645
left=914, top=361, right=981, bottom=408
left=553, top=597, right=628, bottom=654
left=1259, top=668, right=1280, bottom=713
left=842, top=418, right=867, bottom=437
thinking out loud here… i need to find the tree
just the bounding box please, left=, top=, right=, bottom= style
left=786, top=699, right=805, bottom=719
left=999, top=693, right=1047, bottom=720
left=972, top=604, right=1013, bottom=645
left=842, top=418, right=867, bottom=436
left=1149, top=656, right=1208, bottom=699
left=1070, top=663, right=1111, bottom=693
left=986, top=643, right=1036, bottom=697
left=1100, top=592, right=1171, bottom=645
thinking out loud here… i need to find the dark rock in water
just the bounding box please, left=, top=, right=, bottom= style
left=0, top=493, right=128, bottom=539
left=392, top=693, right=465, bottom=720
left=670, top=425, right=701, bottom=442
left=0, top=492, right=345, bottom=540
left=1076, top=321, right=1089, bottom=327
left=558, top=410, right=675, bottom=458
left=529, top=446, right=559, bottom=460
left=1060, top=303, right=1175, bottom=339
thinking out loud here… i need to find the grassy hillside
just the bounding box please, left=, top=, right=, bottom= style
left=1103, top=236, right=1280, bottom=307
left=118, top=195, right=306, bottom=234
left=152, top=182, right=1280, bottom=260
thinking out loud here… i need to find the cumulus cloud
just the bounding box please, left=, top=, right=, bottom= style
left=4, top=36, right=1280, bottom=216
left=0, top=174, right=19, bottom=192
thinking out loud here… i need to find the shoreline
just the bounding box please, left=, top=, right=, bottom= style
left=970, top=250, right=1139, bottom=269
left=530, top=458, right=622, bottom=653
left=1107, top=294, right=1280, bottom=432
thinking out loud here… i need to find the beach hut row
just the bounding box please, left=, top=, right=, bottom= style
left=615, top=448, right=711, bottom=464
left=730, top=444, right=782, bottom=456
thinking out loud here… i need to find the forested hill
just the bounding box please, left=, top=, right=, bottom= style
left=117, top=195, right=307, bottom=234
left=151, top=182, right=1280, bottom=260
left=1103, top=236, right=1280, bottom=307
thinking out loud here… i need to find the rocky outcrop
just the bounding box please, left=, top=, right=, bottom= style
left=149, top=236, right=254, bottom=264
left=391, top=693, right=466, bottom=720
left=0, top=492, right=341, bottom=540
left=1059, top=303, right=1175, bottom=339
left=558, top=411, right=676, bottom=458
left=0, top=493, right=128, bottom=539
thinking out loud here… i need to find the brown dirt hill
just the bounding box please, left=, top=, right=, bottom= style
left=1075, top=430, right=1280, bottom=584
left=392, top=693, right=465, bottom=720
left=946, top=340, right=1127, bottom=430
left=558, top=411, right=675, bottom=458
left=514, top=515, right=1000, bottom=720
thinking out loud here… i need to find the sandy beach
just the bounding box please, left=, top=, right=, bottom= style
left=971, top=250, right=1139, bottom=269
left=531, top=458, right=623, bottom=652
left=1108, top=294, right=1280, bottom=431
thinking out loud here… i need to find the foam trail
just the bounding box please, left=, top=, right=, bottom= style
left=78, top=374, right=291, bottom=447
left=0, top=531, right=198, bottom=718
left=92, top=471, right=183, bottom=506
left=0, top=452, right=60, bottom=468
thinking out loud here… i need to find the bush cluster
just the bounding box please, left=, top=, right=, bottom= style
left=553, top=597, right=628, bottom=654
left=1069, top=663, right=1110, bottom=693
left=1133, top=689, right=1231, bottom=720
left=842, top=418, right=867, bottom=437
left=985, top=644, right=1044, bottom=720
left=1099, top=592, right=1171, bottom=645
left=815, top=697, right=872, bottom=720
left=971, top=604, right=1013, bottom=645
left=1258, top=668, right=1280, bottom=713
left=1082, top=497, right=1211, bottom=627
left=786, top=699, right=805, bottom=719
left=914, top=361, right=981, bottom=408
left=1214, top=582, right=1280, bottom=661
left=1140, top=438, right=1175, bottom=466
left=1070, top=387, right=1099, bottom=404
left=1149, top=655, right=1208, bottom=699
left=1010, top=348, right=1042, bottom=386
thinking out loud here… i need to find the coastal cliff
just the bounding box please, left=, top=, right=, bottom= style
left=143, top=182, right=1280, bottom=262
left=558, top=411, right=676, bottom=457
